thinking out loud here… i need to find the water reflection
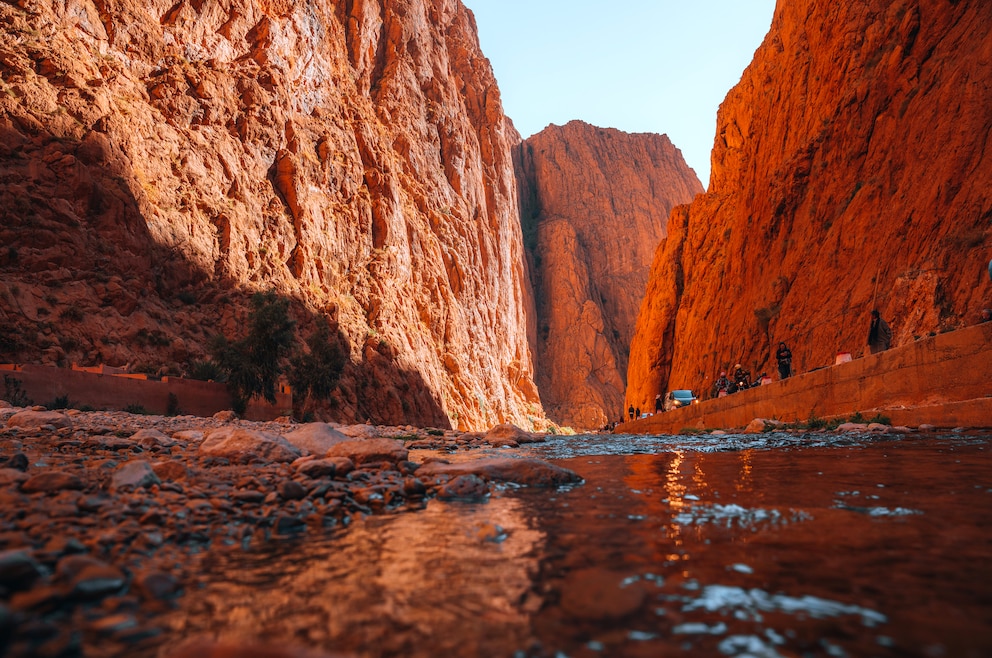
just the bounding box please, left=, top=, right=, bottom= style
left=165, top=498, right=546, bottom=657
left=157, top=434, right=992, bottom=658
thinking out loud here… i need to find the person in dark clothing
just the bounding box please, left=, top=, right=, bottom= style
left=867, top=309, right=892, bottom=354
left=634, top=407, right=641, bottom=419
left=654, top=394, right=663, bottom=414
left=712, top=371, right=731, bottom=398
left=628, top=405, right=635, bottom=421
left=732, top=364, right=751, bottom=391
left=775, top=341, right=793, bottom=379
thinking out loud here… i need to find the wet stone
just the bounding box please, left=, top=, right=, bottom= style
left=437, top=474, right=489, bottom=501
left=231, top=489, right=265, bottom=504
left=403, top=477, right=427, bottom=497
left=0, top=453, right=28, bottom=471
left=0, top=468, right=28, bottom=487
left=20, top=470, right=84, bottom=494
left=10, top=584, right=64, bottom=613
left=278, top=480, right=307, bottom=501
left=0, top=549, right=45, bottom=589
left=273, top=515, right=305, bottom=535
left=560, top=568, right=647, bottom=622
left=134, top=570, right=179, bottom=601
left=296, top=458, right=338, bottom=478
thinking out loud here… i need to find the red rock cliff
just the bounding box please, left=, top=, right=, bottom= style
left=516, top=121, right=702, bottom=429
left=627, top=0, right=992, bottom=410
left=0, top=0, right=543, bottom=430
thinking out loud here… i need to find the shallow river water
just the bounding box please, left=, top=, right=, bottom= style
left=162, top=431, right=992, bottom=658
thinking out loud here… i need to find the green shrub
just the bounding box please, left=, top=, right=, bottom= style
left=3, top=375, right=31, bottom=407
left=288, top=316, right=346, bottom=417
left=211, top=290, right=296, bottom=415
left=44, top=394, right=70, bottom=410
left=166, top=392, right=181, bottom=416
left=123, top=403, right=151, bottom=415
left=187, top=359, right=224, bottom=382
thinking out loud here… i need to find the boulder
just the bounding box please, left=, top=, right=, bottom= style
left=283, top=423, right=350, bottom=456
left=416, top=457, right=582, bottom=487
left=131, top=428, right=177, bottom=449
left=0, top=549, right=45, bottom=589
left=0, top=468, right=28, bottom=487
left=199, top=428, right=302, bottom=464
left=324, top=438, right=408, bottom=465
left=437, top=474, right=489, bottom=501
left=483, top=423, right=546, bottom=445
left=835, top=423, right=869, bottom=433
left=7, top=410, right=72, bottom=430
left=111, top=460, right=161, bottom=490
left=172, top=430, right=204, bottom=442
left=20, top=470, right=84, bottom=493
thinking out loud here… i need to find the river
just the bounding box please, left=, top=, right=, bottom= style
left=159, top=431, right=992, bottom=658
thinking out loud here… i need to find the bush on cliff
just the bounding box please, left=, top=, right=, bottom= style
left=288, top=316, right=346, bottom=418
left=210, top=290, right=296, bottom=415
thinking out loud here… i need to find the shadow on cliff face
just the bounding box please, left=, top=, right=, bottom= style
left=0, top=124, right=216, bottom=367
left=0, top=123, right=450, bottom=428
left=339, top=335, right=451, bottom=429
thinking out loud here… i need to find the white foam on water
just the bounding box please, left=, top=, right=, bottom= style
left=683, top=585, right=887, bottom=628
left=672, top=504, right=811, bottom=529
left=718, top=634, right=785, bottom=657
left=673, top=621, right=728, bottom=635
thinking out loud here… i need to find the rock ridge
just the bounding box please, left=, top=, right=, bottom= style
left=516, top=121, right=701, bottom=428
left=0, top=0, right=543, bottom=431
left=627, top=0, right=992, bottom=409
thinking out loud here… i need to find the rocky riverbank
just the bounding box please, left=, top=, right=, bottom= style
left=0, top=404, right=580, bottom=658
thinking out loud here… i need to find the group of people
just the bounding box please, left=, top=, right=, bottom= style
left=711, top=363, right=764, bottom=398
left=709, top=309, right=894, bottom=399
left=626, top=309, right=900, bottom=418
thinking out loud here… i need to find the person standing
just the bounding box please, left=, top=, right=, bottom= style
left=775, top=341, right=793, bottom=379
left=628, top=404, right=635, bottom=421
left=654, top=394, right=663, bottom=414
left=867, top=309, right=892, bottom=354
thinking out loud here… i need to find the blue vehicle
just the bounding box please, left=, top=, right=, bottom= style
left=663, top=389, right=697, bottom=411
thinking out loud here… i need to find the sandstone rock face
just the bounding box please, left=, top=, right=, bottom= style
left=0, top=0, right=541, bottom=431
left=627, top=0, right=992, bottom=409
left=516, top=121, right=702, bottom=428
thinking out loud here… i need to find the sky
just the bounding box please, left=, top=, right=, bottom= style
left=461, top=1, right=776, bottom=188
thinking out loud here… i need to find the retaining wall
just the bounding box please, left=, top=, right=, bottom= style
left=618, top=322, right=992, bottom=434
left=0, top=364, right=291, bottom=421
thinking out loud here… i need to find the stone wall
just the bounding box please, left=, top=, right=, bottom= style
left=0, top=364, right=290, bottom=421
left=618, top=322, right=992, bottom=433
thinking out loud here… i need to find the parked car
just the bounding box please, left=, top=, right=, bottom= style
left=663, top=389, right=697, bottom=411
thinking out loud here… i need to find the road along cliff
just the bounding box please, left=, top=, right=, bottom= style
left=0, top=0, right=543, bottom=430
left=516, top=121, right=702, bottom=429
left=626, top=0, right=992, bottom=411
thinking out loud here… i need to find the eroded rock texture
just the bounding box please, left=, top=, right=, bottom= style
left=0, top=0, right=543, bottom=430
left=516, top=122, right=701, bottom=429
left=627, top=0, right=992, bottom=410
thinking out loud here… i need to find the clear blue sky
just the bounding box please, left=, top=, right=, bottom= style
left=462, top=1, right=776, bottom=187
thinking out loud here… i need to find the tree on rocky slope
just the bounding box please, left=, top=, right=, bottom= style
left=288, top=316, right=347, bottom=419
left=210, top=291, right=295, bottom=415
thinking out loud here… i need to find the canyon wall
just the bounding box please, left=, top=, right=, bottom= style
left=0, top=0, right=544, bottom=430
left=627, top=0, right=992, bottom=410
left=516, top=121, right=701, bottom=429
